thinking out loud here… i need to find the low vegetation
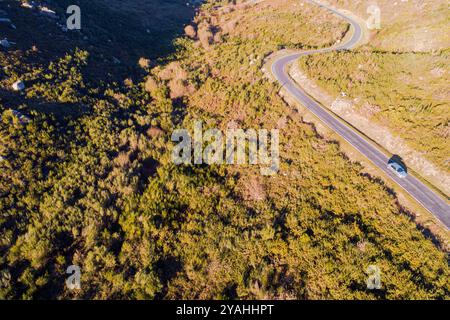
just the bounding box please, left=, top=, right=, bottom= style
left=298, top=0, right=449, bottom=175
left=0, top=0, right=448, bottom=299
left=298, top=48, right=450, bottom=171
left=329, top=0, right=449, bottom=52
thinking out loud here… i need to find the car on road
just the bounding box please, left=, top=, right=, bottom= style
left=387, top=161, right=408, bottom=178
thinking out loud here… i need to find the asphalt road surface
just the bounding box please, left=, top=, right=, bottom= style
left=271, top=0, right=450, bottom=229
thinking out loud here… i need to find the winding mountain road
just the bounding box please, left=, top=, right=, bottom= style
left=270, top=0, right=450, bottom=229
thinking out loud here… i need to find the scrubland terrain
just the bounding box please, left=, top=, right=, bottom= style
left=329, top=0, right=449, bottom=52
left=297, top=0, right=450, bottom=193
left=0, top=0, right=448, bottom=299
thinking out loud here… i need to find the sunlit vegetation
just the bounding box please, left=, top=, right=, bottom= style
left=330, top=0, right=449, bottom=52
left=0, top=0, right=448, bottom=299
left=298, top=49, right=450, bottom=171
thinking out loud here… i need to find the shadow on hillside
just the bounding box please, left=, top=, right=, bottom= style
left=0, top=0, right=198, bottom=82
left=398, top=203, right=446, bottom=251
left=0, top=87, right=89, bottom=122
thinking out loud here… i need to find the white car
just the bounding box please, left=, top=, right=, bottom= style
left=387, top=162, right=408, bottom=178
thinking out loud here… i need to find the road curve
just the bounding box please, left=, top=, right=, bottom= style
left=270, top=0, right=450, bottom=229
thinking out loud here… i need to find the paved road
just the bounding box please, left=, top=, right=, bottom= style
left=271, top=0, right=450, bottom=229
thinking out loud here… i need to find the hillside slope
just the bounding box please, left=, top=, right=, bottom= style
left=328, top=0, right=449, bottom=52
left=0, top=0, right=448, bottom=299
left=297, top=0, right=450, bottom=193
